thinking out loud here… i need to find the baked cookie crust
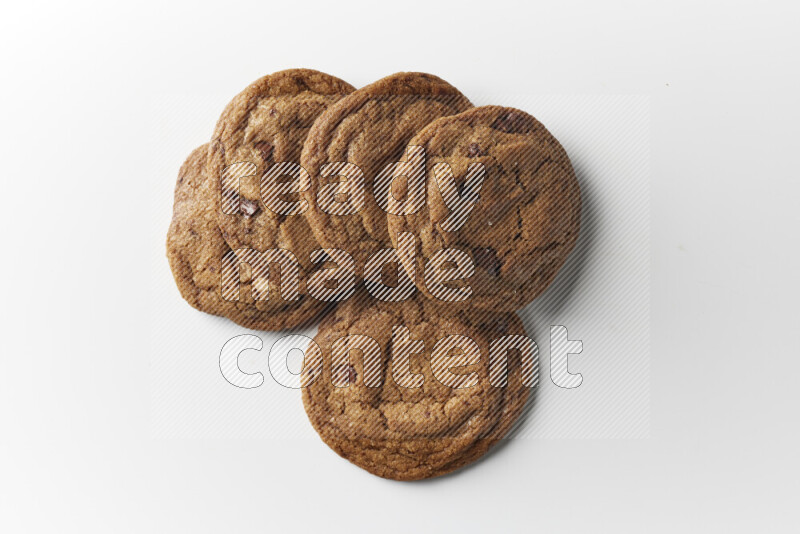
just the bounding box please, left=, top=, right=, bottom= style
left=300, top=72, right=472, bottom=273
left=302, top=295, right=531, bottom=480
left=207, top=69, right=355, bottom=270
left=167, top=145, right=328, bottom=330
left=388, top=106, right=581, bottom=312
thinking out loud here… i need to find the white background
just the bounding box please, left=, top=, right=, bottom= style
left=2, top=1, right=799, bottom=532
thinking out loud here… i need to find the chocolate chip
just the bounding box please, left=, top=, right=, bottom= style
left=214, top=138, right=226, bottom=159
left=467, top=142, right=485, bottom=157
left=335, top=365, right=357, bottom=385
left=473, top=247, right=501, bottom=277
left=254, top=141, right=273, bottom=164
left=491, top=111, right=528, bottom=134
left=494, top=317, right=509, bottom=334
left=239, top=198, right=260, bottom=217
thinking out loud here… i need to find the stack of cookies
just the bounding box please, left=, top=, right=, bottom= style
left=167, top=69, right=581, bottom=480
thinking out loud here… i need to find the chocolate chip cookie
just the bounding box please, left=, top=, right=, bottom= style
left=302, top=295, right=532, bottom=480
left=387, top=106, right=581, bottom=312
left=207, top=69, right=355, bottom=269
left=167, top=145, right=327, bottom=330
left=300, top=72, right=472, bottom=273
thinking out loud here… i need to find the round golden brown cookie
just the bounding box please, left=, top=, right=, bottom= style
left=301, top=295, right=532, bottom=480
left=207, top=69, right=355, bottom=269
left=387, top=106, right=581, bottom=312
left=300, top=72, right=472, bottom=273
left=167, top=145, right=328, bottom=331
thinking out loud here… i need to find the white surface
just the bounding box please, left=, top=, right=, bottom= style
left=2, top=0, right=799, bottom=532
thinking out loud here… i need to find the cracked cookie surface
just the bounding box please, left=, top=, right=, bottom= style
left=387, top=106, right=581, bottom=312
left=300, top=72, right=472, bottom=273
left=302, top=295, right=531, bottom=480
left=207, top=69, right=355, bottom=270
left=167, top=145, right=328, bottom=330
